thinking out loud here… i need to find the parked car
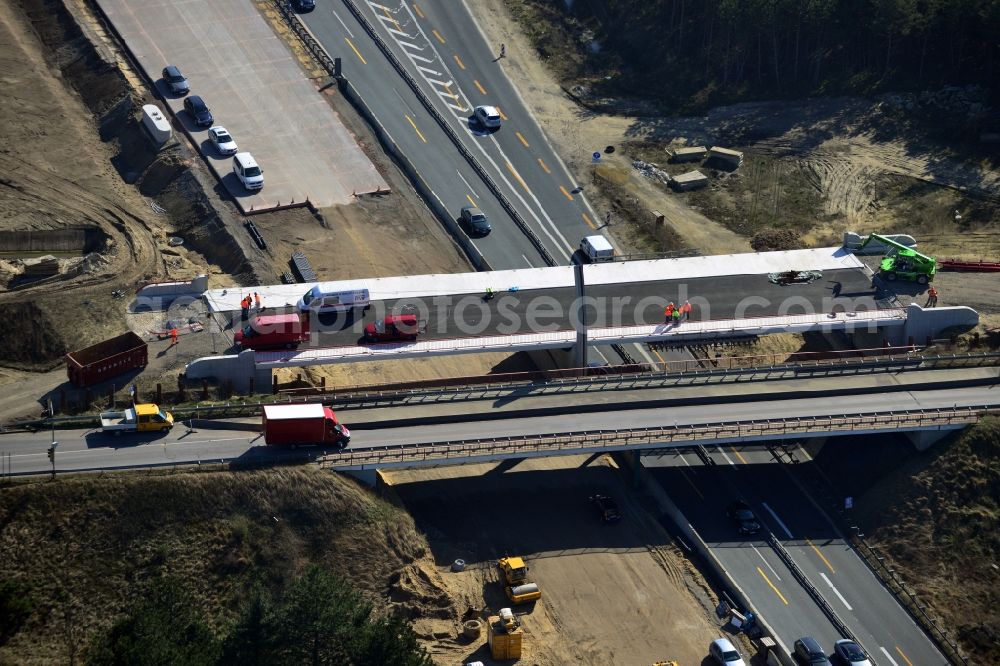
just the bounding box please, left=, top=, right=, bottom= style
left=709, top=637, right=746, bottom=666
left=292, top=0, right=315, bottom=10
left=207, top=126, right=238, bottom=155
left=589, top=494, right=621, bottom=523
left=460, top=205, right=491, bottom=237
left=161, top=65, right=189, bottom=95
left=183, top=95, right=213, bottom=127
left=794, top=637, right=832, bottom=666
left=363, top=314, right=419, bottom=343
left=473, top=105, right=501, bottom=129
left=833, top=640, right=872, bottom=666
left=233, top=152, right=264, bottom=190
left=726, top=500, right=761, bottom=535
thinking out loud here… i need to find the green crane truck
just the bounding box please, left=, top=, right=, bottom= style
left=859, top=234, right=936, bottom=284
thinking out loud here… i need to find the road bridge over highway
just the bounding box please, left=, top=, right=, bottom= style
left=187, top=247, right=978, bottom=388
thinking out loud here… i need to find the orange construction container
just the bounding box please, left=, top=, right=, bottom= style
left=487, top=610, right=523, bottom=660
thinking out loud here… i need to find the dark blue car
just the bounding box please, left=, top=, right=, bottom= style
left=183, top=95, right=213, bottom=128
left=161, top=65, right=189, bottom=95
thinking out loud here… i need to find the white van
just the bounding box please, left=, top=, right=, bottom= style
left=233, top=152, right=264, bottom=190
left=580, top=235, right=614, bottom=263
left=297, top=285, right=371, bottom=313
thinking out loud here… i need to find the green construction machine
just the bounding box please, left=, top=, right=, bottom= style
left=859, top=234, right=936, bottom=284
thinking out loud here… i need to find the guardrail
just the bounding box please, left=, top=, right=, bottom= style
left=337, top=0, right=557, bottom=266
left=4, top=350, right=997, bottom=432
left=322, top=406, right=997, bottom=469
left=773, top=443, right=971, bottom=665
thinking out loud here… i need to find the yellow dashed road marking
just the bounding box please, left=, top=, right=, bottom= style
left=454, top=54, right=466, bottom=70
left=505, top=161, right=531, bottom=195
left=413, top=3, right=425, bottom=19
left=515, top=131, right=530, bottom=148
left=432, top=29, right=446, bottom=44
left=559, top=185, right=574, bottom=201
left=581, top=212, right=596, bottom=229
left=405, top=115, right=427, bottom=143
left=732, top=448, right=749, bottom=465
left=496, top=106, right=508, bottom=120
left=466, top=194, right=476, bottom=207
left=537, top=158, right=551, bottom=173
left=474, top=79, right=487, bottom=95
left=806, top=538, right=836, bottom=574
left=345, top=38, right=366, bottom=64
left=895, top=647, right=915, bottom=666
left=757, top=567, right=789, bottom=605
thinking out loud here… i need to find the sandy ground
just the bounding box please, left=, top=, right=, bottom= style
left=465, top=0, right=999, bottom=262
left=384, top=454, right=733, bottom=666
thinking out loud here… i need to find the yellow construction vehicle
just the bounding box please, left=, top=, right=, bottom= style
left=498, top=556, right=529, bottom=586
left=498, top=556, right=541, bottom=604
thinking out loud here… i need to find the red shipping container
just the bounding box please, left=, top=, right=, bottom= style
left=65, top=331, right=148, bottom=388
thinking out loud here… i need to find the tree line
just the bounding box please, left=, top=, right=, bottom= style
left=574, top=0, right=999, bottom=106
left=85, top=567, right=432, bottom=666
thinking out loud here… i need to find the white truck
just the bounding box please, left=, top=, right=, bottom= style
left=100, top=403, right=174, bottom=434
left=580, top=235, right=614, bottom=263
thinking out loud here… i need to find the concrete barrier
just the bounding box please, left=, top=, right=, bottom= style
left=337, top=78, right=491, bottom=272
left=622, top=451, right=796, bottom=665
left=900, top=303, right=979, bottom=343
left=185, top=349, right=271, bottom=393
left=133, top=274, right=210, bottom=311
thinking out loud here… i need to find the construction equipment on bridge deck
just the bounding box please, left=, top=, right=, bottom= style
left=487, top=607, right=522, bottom=659
left=860, top=233, right=936, bottom=284
left=938, top=258, right=1000, bottom=272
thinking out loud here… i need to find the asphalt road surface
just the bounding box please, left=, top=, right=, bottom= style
left=646, top=449, right=945, bottom=664
left=3, top=383, right=995, bottom=477
left=224, top=267, right=877, bottom=348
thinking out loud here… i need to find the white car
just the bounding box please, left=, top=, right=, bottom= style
left=473, top=105, right=501, bottom=129
left=709, top=638, right=746, bottom=666
left=208, top=126, right=238, bottom=155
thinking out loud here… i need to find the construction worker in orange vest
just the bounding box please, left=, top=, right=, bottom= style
left=680, top=300, right=692, bottom=320
left=925, top=285, right=938, bottom=307
left=664, top=302, right=675, bottom=323
left=170, top=327, right=178, bottom=346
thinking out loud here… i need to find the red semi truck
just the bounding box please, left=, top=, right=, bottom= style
left=262, top=403, right=350, bottom=448
left=235, top=313, right=310, bottom=350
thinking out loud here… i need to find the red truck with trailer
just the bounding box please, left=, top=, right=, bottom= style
left=235, top=313, right=310, bottom=350
left=262, top=403, right=350, bottom=448
left=65, top=331, right=148, bottom=388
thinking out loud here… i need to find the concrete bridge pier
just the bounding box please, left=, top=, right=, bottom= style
left=905, top=427, right=961, bottom=451
left=343, top=468, right=380, bottom=487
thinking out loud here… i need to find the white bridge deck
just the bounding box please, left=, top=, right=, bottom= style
left=203, top=247, right=867, bottom=313
left=250, top=309, right=904, bottom=368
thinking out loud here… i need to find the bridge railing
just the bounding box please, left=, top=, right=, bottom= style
left=322, top=406, right=997, bottom=469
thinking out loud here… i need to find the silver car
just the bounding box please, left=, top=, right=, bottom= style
left=709, top=637, right=746, bottom=666
left=208, top=126, right=238, bottom=156
left=473, top=105, right=501, bottom=129
left=833, top=640, right=872, bottom=666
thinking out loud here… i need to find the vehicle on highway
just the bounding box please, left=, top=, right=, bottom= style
left=234, top=313, right=309, bottom=350
left=161, top=65, right=189, bottom=95
left=100, top=403, right=174, bottom=434
left=292, top=0, right=315, bottom=10
left=298, top=286, right=370, bottom=314
left=363, top=314, right=419, bottom=343
left=232, top=152, right=264, bottom=190
left=794, top=637, right=833, bottom=666
left=262, top=403, right=350, bottom=448
left=473, top=105, right=501, bottom=129
left=460, top=205, right=492, bottom=237
left=183, top=95, right=214, bottom=127
left=579, top=234, right=614, bottom=263
left=589, top=494, right=622, bottom=523
left=833, top=640, right=872, bottom=666
left=207, top=125, right=238, bottom=155
left=709, top=637, right=746, bottom=666
left=726, top=500, right=761, bottom=535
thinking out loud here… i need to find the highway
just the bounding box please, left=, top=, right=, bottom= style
left=647, top=449, right=945, bottom=664
left=302, top=1, right=593, bottom=268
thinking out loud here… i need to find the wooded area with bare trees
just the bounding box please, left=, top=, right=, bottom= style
left=562, top=0, right=999, bottom=108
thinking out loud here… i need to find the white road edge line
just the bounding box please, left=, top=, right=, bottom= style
left=879, top=647, right=900, bottom=666
left=521, top=254, right=533, bottom=268
left=718, top=448, right=736, bottom=466
left=331, top=9, right=355, bottom=38
left=456, top=170, right=479, bottom=199
left=761, top=501, right=795, bottom=539
left=750, top=544, right=782, bottom=581
left=819, top=572, right=853, bottom=610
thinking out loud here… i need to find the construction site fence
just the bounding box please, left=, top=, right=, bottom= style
left=321, top=406, right=998, bottom=469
